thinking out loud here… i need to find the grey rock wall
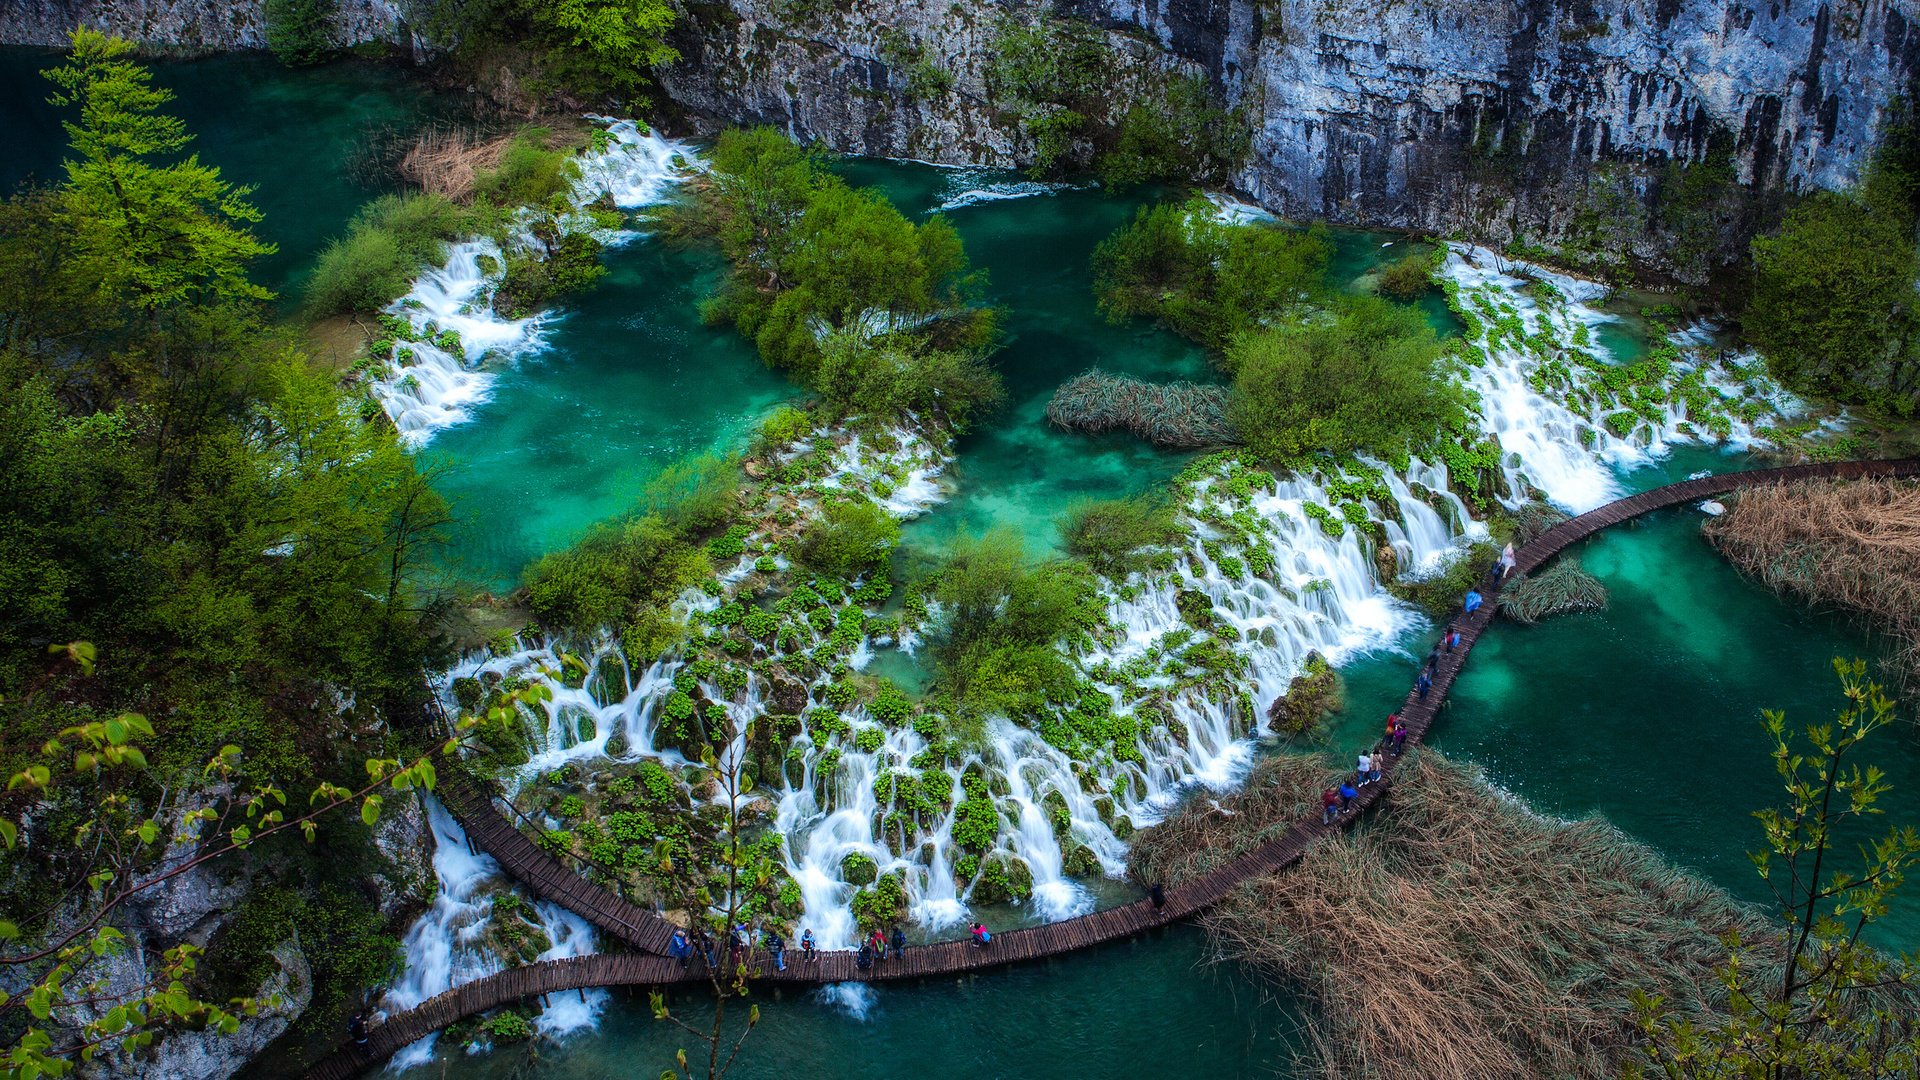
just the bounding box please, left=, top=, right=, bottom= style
left=0, top=0, right=408, bottom=52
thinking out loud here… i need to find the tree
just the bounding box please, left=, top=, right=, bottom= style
left=265, top=0, right=338, bottom=66
left=519, top=0, right=679, bottom=98
left=1745, top=191, right=1919, bottom=415
left=44, top=29, right=274, bottom=313
left=647, top=715, right=778, bottom=1080
left=1226, top=295, right=1464, bottom=462
left=1630, top=659, right=1920, bottom=1078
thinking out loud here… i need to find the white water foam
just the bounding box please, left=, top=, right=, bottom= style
left=370, top=121, right=698, bottom=446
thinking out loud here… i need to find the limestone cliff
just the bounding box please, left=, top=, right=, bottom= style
left=0, top=0, right=409, bottom=52
left=659, top=0, right=1918, bottom=272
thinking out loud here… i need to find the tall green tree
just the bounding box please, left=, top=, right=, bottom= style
left=44, top=29, right=274, bottom=313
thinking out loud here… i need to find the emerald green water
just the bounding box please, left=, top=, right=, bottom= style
left=451, top=927, right=1300, bottom=1078
left=7, top=48, right=1917, bottom=1075
left=426, top=243, right=794, bottom=586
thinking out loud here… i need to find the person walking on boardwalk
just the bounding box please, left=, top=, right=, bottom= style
left=697, top=927, right=717, bottom=970
left=669, top=928, right=692, bottom=971
left=868, top=927, right=888, bottom=962
left=1322, top=786, right=1341, bottom=824
left=1356, top=751, right=1372, bottom=787
left=1384, top=713, right=1400, bottom=741
left=1495, top=542, right=1516, bottom=581
left=1391, top=719, right=1408, bottom=756
left=1367, top=749, right=1383, bottom=784
left=1446, top=626, right=1461, bottom=652
left=1338, top=780, right=1358, bottom=812
left=970, top=922, right=992, bottom=949
left=856, top=941, right=874, bottom=971
left=800, top=928, right=816, bottom=963
left=767, top=929, right=786, bottom=972
left=1417, top=669, right=1434, bottom=699
left=1150, top=883, right=1167, bottom=911
left=1463, top=588, right=1483, bottom=614
left=891, top=925, right=907, bottom=959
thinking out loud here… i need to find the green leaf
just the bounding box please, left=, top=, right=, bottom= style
left=361, top=794, right=383, bottom=826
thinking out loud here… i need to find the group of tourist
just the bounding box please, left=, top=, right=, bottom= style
left=855, top=925, right=911, bottom=970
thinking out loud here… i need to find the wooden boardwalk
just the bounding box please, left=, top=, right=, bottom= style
left=307, top=457, right=1920, bottom=1079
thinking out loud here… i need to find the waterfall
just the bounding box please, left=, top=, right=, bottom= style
left=381, top=797, right=603, bottom=1070
left=367, top=120, right=699, bottom=446
left=1440, top=245, right=1801, bottom=512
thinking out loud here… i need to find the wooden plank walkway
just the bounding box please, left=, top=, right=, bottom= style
left=306, top=457, right=1920, bottom=1080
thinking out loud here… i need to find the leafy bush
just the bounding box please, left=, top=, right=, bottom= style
left=1376, top=253, right=1435, bottom=300
left=1093, top=197, right=1333, bottom=353
left=796, top=499, right=901, bottom=579
left=479, top=1011, right=534, bottom=1042
left=931, top=530, right=1102, bottom=719
left=265, top=0, right=335, bottom=65
left=639, top=453, right=739, bottom=535
left=304, top=193, right=471, bottom=315
left=523, top=513, right=709, bottom=653
left=472, top=129, right=579, bottom=210
left=1060, top=496, right=1179, bottom=577
left=659, top=127, right=1001, bottom=420
left=1227, top=295, right=1466, bottom=462
left=1095, top=74, right=1250, bottom=190
left=756, top=405, right=813, bottom=451
left=493, top=228, right=605, bottom=318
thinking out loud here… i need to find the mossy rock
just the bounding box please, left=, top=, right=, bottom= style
left=1267, top=650, right=1343, bottom=735
left=1063, top=843, right=1102, bottom=877
left=451, top=676, right=485, bottom=714
left=968, top=853, right=1033, bottom=905
left=1175, top=589, right=1217, bottom=631
left=588, top=655, right=631, bottom=704
left=840, top=851, right=879, bottom=887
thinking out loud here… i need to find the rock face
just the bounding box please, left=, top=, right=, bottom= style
left=660, top=0, right=1917, bottom=270
left=5, top=0, right=1910, bottom=263
left=0, top=0, right=408, bottom=51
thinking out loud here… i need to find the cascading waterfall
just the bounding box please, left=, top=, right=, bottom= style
left=385, top=197, right=1815, bottom=1049
left=368, top=120, right=699, bottom=446
left=382, top=798, right=604, bottom=1070
left=1441, top=244, right=1801, bottom=512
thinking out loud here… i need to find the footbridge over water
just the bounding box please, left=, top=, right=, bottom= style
left=307, top=457, right=1920, bottom=1079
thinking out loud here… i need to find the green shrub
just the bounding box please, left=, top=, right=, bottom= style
left=265, top=0, right=336, bottom=65
left=472, top=128, right=579, bottom=209
left=640, top=453, right=739, bottom=535
left=1060, top=495, right=1179, bottom=577
left=660, top=127, right=1000, bottom=418
left=304, top=193, right=470, bottom=315
left=479, top=1011, right=534, bottom=1042
left=522, top=513, right=709, bottom=650
left=796, top=499, right=900, bottom=579
left=931, top=530, right=1101, bottom=719
left=492, top=229, right=605, bottom=318
left=1094, top=74, right=1249, bottom=190
left=1093, top=197, right=1333, bottom=353
left=1376, top=253, right=1435, bottom=300
left=756, top=405, right=813, bottom=451
left=1227, top=295, right=1466, bottom=462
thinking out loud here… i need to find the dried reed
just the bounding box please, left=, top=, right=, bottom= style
left=1500, top=556, right=1608, bottom=624
left=399, top=124, right=517, bottom=203
left=1706, top=477, right=1920, bottom=691
left=1131, top=751, right=1783, bottom=1080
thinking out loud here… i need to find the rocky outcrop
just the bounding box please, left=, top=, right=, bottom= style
left=660, top=0, right=1918, bottom=273
left=0, top=0, right=408, bottom=52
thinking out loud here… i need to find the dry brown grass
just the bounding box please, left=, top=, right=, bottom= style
left=1131, top=751, right=1777, bottom=1080
left=399, top=125, right=517, bottom=203
left=1706, top=477, right=1920, bottom=690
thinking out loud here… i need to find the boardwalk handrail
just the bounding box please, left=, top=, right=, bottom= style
left=306, top=457, right=1920, bottom=1079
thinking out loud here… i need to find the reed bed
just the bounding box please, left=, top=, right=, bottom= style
left=1500, top=556, right=1609, bottom=623
left=399, top=125, right=516, bottom=202
left=1706, top=477, right=1920, bottom=691
left=1131, top=751, right=1780, bottom=1080
left=1045, top=369, right=1237, bottom=448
